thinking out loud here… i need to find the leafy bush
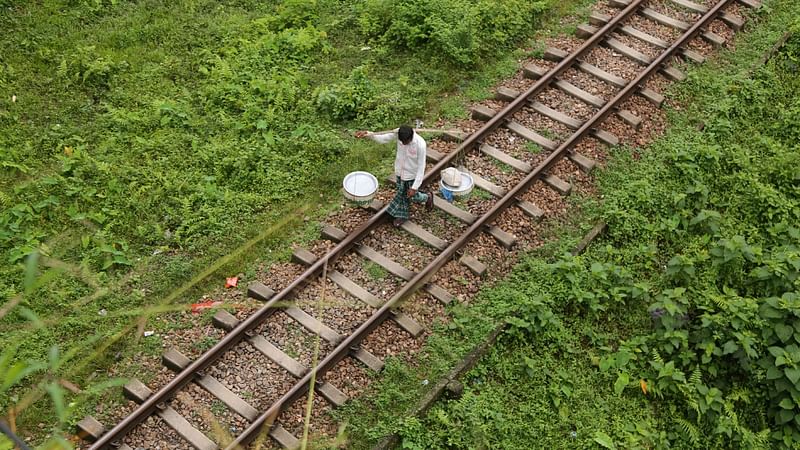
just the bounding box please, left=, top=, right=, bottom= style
left=355, top=0, right=548, bottom=66
left=57, top=45, right=128, bottom=87
left=315, top=66, right=378, bottom=121
left=314, top=65, right=422, bottom=126
left=268, top=0, right=322, bottom=30
left=592, top=34, right=800, bottom=447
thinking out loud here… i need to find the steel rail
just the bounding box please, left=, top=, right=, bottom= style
left=229, top=1, right=732, bottom=447
left=93, top=0, right=730, bottom=446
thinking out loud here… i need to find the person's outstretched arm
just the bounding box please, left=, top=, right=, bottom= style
left=355, top=129, right=398, bottom=144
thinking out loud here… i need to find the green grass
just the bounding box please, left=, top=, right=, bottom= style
left=192, top=336, right=217, bottom=353
left=364, top=261, right=388, bottom=281
left=495, top=161, right=514, bottom=174
left=471, top=188, right=494, bottom=201
left=525, top=141, right=544, bottom=154
left=210, top=400, right=226, bottom=417
left=537, top=127, right=560, bottom=140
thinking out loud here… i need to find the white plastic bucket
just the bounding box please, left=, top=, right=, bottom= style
left=343, top=171, right=379, bottom=206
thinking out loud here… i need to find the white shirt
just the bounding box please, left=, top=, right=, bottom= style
left=368, top=130, right=427, bottom=190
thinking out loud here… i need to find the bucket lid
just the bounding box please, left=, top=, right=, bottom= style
left=441, top=167, right=462, bottom=187
left=343, top=171, right=378, bottom=197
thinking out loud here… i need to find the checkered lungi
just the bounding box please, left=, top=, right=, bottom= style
left=387, top=176, right=429, bottom=220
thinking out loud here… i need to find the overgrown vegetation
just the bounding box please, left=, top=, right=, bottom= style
left=0, top=0, right=584, bottom=445
left=336, top=1, right=800, bottom=448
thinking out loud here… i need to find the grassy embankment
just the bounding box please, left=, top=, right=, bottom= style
left=334, top=1, right=800, bottom=449
left=0, top=0, right=595, bottom=445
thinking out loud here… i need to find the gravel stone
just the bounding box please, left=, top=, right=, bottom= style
left=610, top=30, right=662, bottom=60
left=335, top=252, right=403, bottom=302
left=170, top=387, right=246, bottom=447
left=584, top=45, right=643, bottom=80
left=649, top=0, right=700, bottom=24
left=562, top=67, right=618, bottom=99
left=360, top=224, right=438, bottom=272
left=122, top=414, right=190, bottom=449
left=395, top=292, right=446, bottom=330
left=627, top=14, right=681, bottom=43
left=323, top=357, right=372, bottom=399
left=259, top=262, right=306, bottom=293
left=292, top=278, right=374, bottom=336
left=279, top=395, right=338, bottom=443
left=484, top=127, right=543, bottom=162
left=257, top=310, right=334, bottom=369
left=208, top=340, right=296, bottom=412
left=465, top=150, right=526, bottom=191
left=546, top=35, right=586, bottom=54
left=511, top=105, right=573, bottom=141
left=361, top=320, right=424, bottom=361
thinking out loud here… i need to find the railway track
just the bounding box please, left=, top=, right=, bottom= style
left=76, top=0, right=760, bottom=448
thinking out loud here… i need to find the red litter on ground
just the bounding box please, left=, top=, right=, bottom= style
left=225, top=277, right=238, bottom=288
left=191, top=300, right=222, bottom=314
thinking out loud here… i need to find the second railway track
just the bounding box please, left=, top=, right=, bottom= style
left=77, top=0, right=761, bottom=448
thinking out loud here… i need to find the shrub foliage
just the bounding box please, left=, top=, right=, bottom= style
left=355, top=0, right=548, bottom=66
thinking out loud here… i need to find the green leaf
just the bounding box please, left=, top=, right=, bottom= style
left=616, top=350, right=632, bottom=368
left=614, top=372, right=629, bottom=396
left=722, top=340, right=738, bottom=355
left=2, top=361, right=39, bottom=391
left=81, top=377, right=128, bottom=396
left=46, top=382, right=67, bottom=422
left=768, top=365, right=783, bottom=380
left=506, top=317, right=529, bottom=328
left=779, top=397, right=795, bottom=409
left=23, top=250, right=40, bottom=294
left=786, top=367, right=800, bottom=385
left=0, top=346, right=14, bottom=375
left=778, top=408, right=794, bottom=424
left=776, top=324, right=794, bottom=343
left=769, top=346, right=785, bottom=358
left=18, top=307, right=44, bottom=329
left=40, top=436, right=73, bottom=449
left=594, top=431, right=617, bottom=449
left=48, top=345, right=60, bottom=369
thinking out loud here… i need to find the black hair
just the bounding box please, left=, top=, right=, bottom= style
left=398, top=125, right=413, bottom=144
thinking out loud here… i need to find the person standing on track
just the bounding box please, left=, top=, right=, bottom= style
left=355, top=125, right=433, bottom=227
